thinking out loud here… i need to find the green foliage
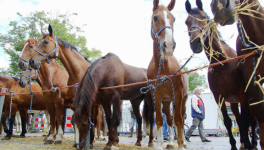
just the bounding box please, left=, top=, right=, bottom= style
left=183, top=67, right=208, bottom=94
left=0, top=11, right=101, bottom=76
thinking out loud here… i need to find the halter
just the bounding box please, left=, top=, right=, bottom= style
left=74, top=104, right=94, bottom=146
left=19, top=57, right=29, bottom=63
left=189, top=25, right=211, bottom=41
left=21, top=69, right=37, bottom=81
left=151, top=23, right=173, bottom=52
left=35, top=36, right=58, bottom=64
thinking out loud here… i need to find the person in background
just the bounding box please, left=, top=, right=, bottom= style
left=129, top=106, right=138, bottom=137
left=185, top=88, right=211, bottom=142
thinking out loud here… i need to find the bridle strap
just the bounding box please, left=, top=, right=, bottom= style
left=189, top=25, right=211, bottom=41
left=151, top=24, right=173, bottom=52
left=19, top=57, right=29, bottom=63
left=34, top=36, right=58, bottom=64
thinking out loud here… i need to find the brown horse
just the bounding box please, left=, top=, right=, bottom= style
left=0, top=75, right=50, bottom=140
left=185, top=0, right=257, bottom=149
left=71, top=53, right=154, bottom=150
left=28, top=25, right=155, bottom=149
left=147, top=0, right=188, bottom=149
left=19, top=38, right=70, bottom=144
left=211, top=0, right=264, bottom=149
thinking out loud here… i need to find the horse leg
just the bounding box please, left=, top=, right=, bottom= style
left=163, top=102, right=174, bottom=149
left=131, top=98, right=143, bottom=146
left=3, top=114, right=15, bottom=140
left=54, top=98, right=64, bottom=144
left=250, top=114, right=258, bottom=150
left=43, top=110, right=50, bottom=136
left=144, top=93, right=154, bottom=147
left=224, top=103, right=238, bottom=150
left=98, top=106, right=104, bottom=139
left=45, top=106, right=56, bottom=144
left=19, top=109, right=28, bottom=138
left=154, top=94, right=163, bottom=150
left=111, top=93, right=121, bottom=149
left=101, top=101, right=113, bottom=150
left=174, top=94, right=185, bottom=150
left=181, top=96, right=188, bottom=149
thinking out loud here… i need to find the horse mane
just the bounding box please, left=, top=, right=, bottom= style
left=73, top=53, right=112, bottom=109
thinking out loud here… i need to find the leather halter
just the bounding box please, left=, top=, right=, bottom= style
left=151, top=23, right=173, bottom=52
left=34, top=36, right=58, bottom=64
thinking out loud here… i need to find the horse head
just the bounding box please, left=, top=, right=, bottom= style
left=71, top=102, right=90, bottom=150
left=19, top=68, right=38, bottom=88
left=19, top=38, right=39, bottom=71
left=151, top=0, right=176, bottom=57
left=29, top=24, right=59, bottom=69
left=210, top=0, right=237, bottom=25
left=185, top=0, right=209, bottom=53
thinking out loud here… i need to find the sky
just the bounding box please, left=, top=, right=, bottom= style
left=1, top=0, right=264, bottom=92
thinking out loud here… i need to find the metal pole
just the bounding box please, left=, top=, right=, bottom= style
left=84, top=126, right=91, bottom=150
left=0, top=88, right=7, bottom=121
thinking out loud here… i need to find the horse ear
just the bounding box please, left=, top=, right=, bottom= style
left=185, top=0, right=192, bottom=13
left=167, top=0, right=176, bottom=11
left=153, top=0, right=159, bottom=12
left=196, top=0, right=203, bottom=10
left=42, top=30, right=46, bottom=35
left=48, top=24, right=53, bottom=37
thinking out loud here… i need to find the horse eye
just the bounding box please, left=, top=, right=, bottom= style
left=153, top=16, right=158, bottom=22
left=44, top=41, right=49, bottom=44
left=30, top=46, right=33, bottom=48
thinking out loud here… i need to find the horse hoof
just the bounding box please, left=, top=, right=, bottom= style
left=183, top=144, right=187, bottom=149
left=103, top=146, right=111, bottom=150
left=43, top=137, right=47, bottom=141
left=2, top=136, right=11, bottom=140
left=19, top=135, right=26, bottom=138
left=54, top=140, right=62, bottom=144
left=44, top=140, right=54, bottom=144
left=166, top=144, right=174, bottom=149
left=110, top=145, right=119, bottom=150
left=135, top=142, right=141, bottom=146
left=148, top=143, right=155, bottom=148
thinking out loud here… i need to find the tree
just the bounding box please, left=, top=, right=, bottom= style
left=183, top=66, right=208, bottom=94
left=0, top=11, right=101, bottom=76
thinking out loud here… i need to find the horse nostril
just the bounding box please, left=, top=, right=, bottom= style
left=21, top=63, right=24, bottom=66
left=30, top=59, right=34, bottom=65
left=19, top=81, right=23, bottom=85
left=173, top=42, right=176, bottom=49
left=163, top=42, right=166, bottom=48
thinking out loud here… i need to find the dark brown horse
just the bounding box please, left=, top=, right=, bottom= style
left=19, top=38, right=70, bottom=144
left=71, top=53, right=154, bottom=150
left=28, top=25, right=153, bottom=149
left=148, top=0, right=188, bottom=149
left=0, top=75, right=49, bottom=140
left=185, top=0, right=256, bottom=149
left=211, top=0, right=264, bottom=149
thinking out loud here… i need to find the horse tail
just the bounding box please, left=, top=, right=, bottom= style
left=143, top=100, right=149, bottom=126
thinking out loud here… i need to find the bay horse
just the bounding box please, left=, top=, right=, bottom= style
left=185, top=0, right=257, bottom=149
left=28, top=25, right=154, bottom=149
left=18, top=38, right=70, bottom=144
left=0, top=75, right=50, bottom=140
left=148, top=0, right=188, bottom=149
left=210, top=0, right=264, bottom=149
left=71, top=53, right=154, bottom=150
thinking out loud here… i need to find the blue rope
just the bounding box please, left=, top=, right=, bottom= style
left=74, top=117, right=94, bottom=145
left=75, top=83, right=79, bottom=92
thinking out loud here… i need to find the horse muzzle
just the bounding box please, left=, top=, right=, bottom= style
left=190, top=38, right=203, bottom=54
left=160, top=41, right=176, bottom=57
left=210, top=0, right=236, bottom=26
left=18, top=61, right=28, bottom=71
left=18, top=80, right=27, bottom=88
left=29, top=58, right=41, bottom=70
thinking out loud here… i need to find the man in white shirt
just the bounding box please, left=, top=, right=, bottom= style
left=185, top=88, right=211, bottom=142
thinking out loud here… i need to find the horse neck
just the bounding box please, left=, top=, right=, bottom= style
left=203, top=32, right=233, bottom=64
left=37, top=62, right=52, bottom=90
left=57, top=42, right=90, bottom=85
left=0, top=75, right=13, bottom=89
left=239, top=0, right=264, bottom=45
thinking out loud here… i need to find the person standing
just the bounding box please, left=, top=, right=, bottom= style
left=185, top=88, right=211, bottom=142
left=129, top=107, right=138, bottom=137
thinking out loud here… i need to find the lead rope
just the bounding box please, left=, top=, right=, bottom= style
left=9, top=91, right=14, bottom=119
left=140, top=24, right=193, bottom=107
left=48, top=64, right=61, bottom=98
left=28, top=72, right=34, bottom=114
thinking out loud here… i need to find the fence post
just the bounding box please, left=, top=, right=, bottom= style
left=84, top=127, right=91, bottom=150
left=0, top=88, right=7, bottom=121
